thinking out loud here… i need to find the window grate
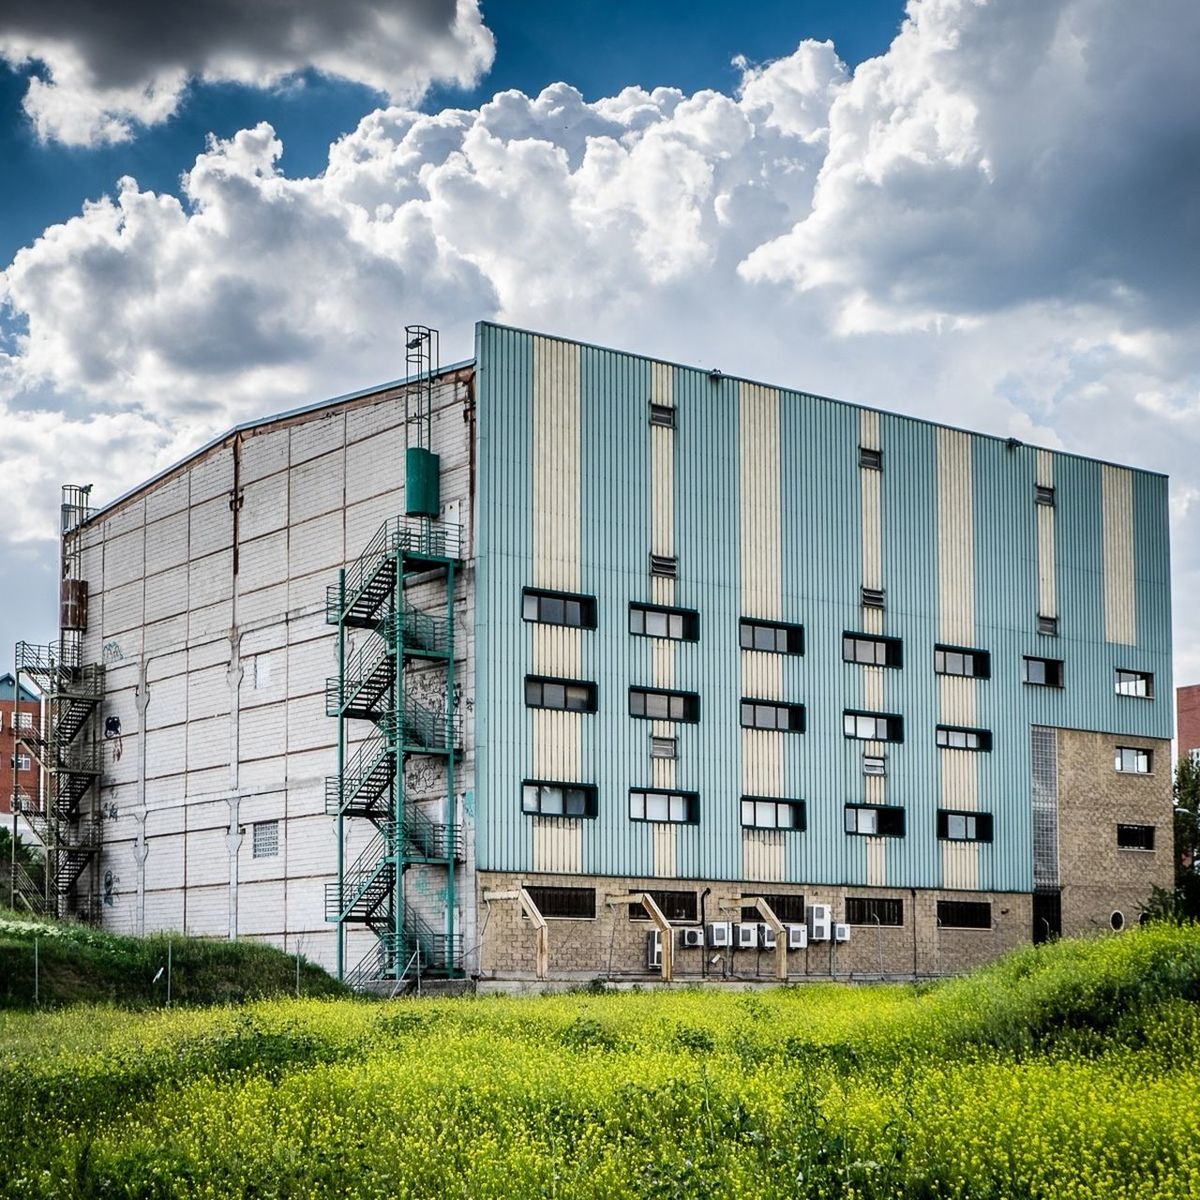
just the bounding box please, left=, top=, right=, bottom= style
left=630, top=889, right=697, bottom=922
left=859, top=446, right=882, bottom=470
left=1037, top=614, right=1059, bottom=636
left=525, top=886, right=596, bottom=919
left=861, top=587, right=885, bottom=609
left=1117, top=824, right=1155, bottom=850
left=1031, top=726, right=1059, bottom=889
left=650, top=554, right=678, bottom=579
left=937, top=900, right=991, bottom=929
left=1035, top=485, right=1056, bottom=507
left=252, top=820, right=279, bottom=859
left=649, top=403, right=676, bottom=428
left=741, top=893, right=806, bottom=923
left=846, top=897, right=903, bottom=926
left=650, top=735, right=677, bottom=759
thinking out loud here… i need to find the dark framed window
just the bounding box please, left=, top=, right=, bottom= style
left=1117, top=824, right=1155, bottom=850
left=846, top=897, right=903, bottom=926
left=934, top=644, right=990, bottom=679
left=741, top=699, right=805, bottom=733
left=1115, top=669, right=1153, bottom=698
left=740, top=796, right=806, bottom=831
left=1115, top=746, right=1151, bottom=774
left=629, top=789, right=699, bottom=824
left=937, top=809, right=994, bottom=842
left=649, top=403, right=676, bottom=428
left=629, top=687, right=700, bottom=722
left=861, top=587, right=885, bottom=609
left=937, top=900, right=992, bottom=929
left=1037, top=615, right=1059, bottom=636
left=740, top=618, right=804, bottom=655
left=650, top=554, right=678, bottom=579
left=525, top=675, right=598, bottom=712
left=524, top=886, right=596, bottom=919
left=844, top=633, right=903, bottom=668
left=630, top=889, right=697, bottom=922
left=1035, top=485, right=1055, bottom=507
left=859, top=446, right=882, bottom=470
left=522, top=587, right=597, bottom=629
left=844, top=804, right=905, bottom=837
left=843, top=710, right=903, bottom=742
left=741, top=893, right=806, bottom=923
left=521, top=780, right=598, bottom=819
left=863, top=754, right=886, bottom=777
left=936, top=725, right=993, bottom=752
left=630, top=603, right=699, bottom=641
left=1023, top=656, right=1064, bottom=688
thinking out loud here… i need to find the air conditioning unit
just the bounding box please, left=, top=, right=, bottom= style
left=679, top=926, right=704, bottom=948
left=758, top=923, right=777, bottom=950
left=807, top=904, right=832, bottom=942
left=647, top=929, right=662, bottom=968
left=734, top=922, right=759, bottom=950
left=834, top=923, right=851, bottom=944
left=705, top=921, right=732, bottom=948
left=784, top=923, right=808, bottom=951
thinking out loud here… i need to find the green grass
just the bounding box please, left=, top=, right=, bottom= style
left=0, top=909, right=346, bottom=1009
left=2, top=924, right=1199, bottom=1197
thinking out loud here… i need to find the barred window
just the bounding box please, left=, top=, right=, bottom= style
left=845, top=897, right=903, bottom=926
left=630, top=889, right=697, bottom=921
left=521, top=781, right=598, bottom=818
left=937, top=900, right=991, bottom=929
left=252, top=820, right=279, bottom=859
left=1117, top=824, right=1155, bottom=851
left=741, top=893, right=806, bottom=922
left=524, top=886, right=596, bottom=919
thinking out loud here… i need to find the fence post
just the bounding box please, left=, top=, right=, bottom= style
left=33, top=935, right=39, bottom=1006
left=295, top=947, right=301, bottom=998
left=166, top=940, right=172, bottom=1007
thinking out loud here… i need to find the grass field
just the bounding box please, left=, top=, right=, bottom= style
left=2, top=924, right=1199, bottom=1198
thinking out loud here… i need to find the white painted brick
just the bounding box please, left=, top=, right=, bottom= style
left=104, top=500, right=145, bottom=539
left=146, top=725, right=187, bottom=779
left=288, top=512, right=344, bottom=577
left=188, top=637, right=230, bottom=674
left=144, top=564, right=189, bottom=625
left=190, top=496, right=233, bottom=559
left=144, top=510, right=190, bottom=574
left=241, top=474, right=289, bottom=541
left=143, top=832, right=185, bottom=890
left=347, top=425, right=404, bottom=504
left=285, top=814, right=338, bottom=874
left=189, top=663, right=230, bottom=722
left=291, top=413, right=345, bottom=465
left=143, top=891, right=185, bottom=933
left=288, top=696, right=335, bottom=752
left=238, top=529, right=287, bottom=593
left=347, top=491, right=404, bottom=551
left=183, top=885, right=228, bottom=936
left=289, top=449, right=345, bottom=525
left=240, top=428, right=289, bottom=484
left=144, top=673, right=187, bottom=730
left=241, top=704, right=287, bottom=760
left=190, top=447, right=234, bottom=504
left=102, top=581, right=144, bottom=637
left=346, top=393, right=405, bottom=443
left=187, top=717, right=228, bottom=773
left=238, top=881, right=287, bottom=934
left=237, top=583, right=289, bottom=627
left=239, top=757, right=287, bottom=793
left=145, top=472, right=189, bottom=522
left=144, top=614, right=188, bottom=657
left=104, top=529, right=145, bottom=587
left=188, top=599, right=232, bottom=642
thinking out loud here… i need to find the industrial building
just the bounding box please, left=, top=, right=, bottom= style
left=10, top=322, right=1173, bottom=985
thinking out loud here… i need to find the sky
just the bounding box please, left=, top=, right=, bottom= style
left=0, top=0, right=1197, bottom=687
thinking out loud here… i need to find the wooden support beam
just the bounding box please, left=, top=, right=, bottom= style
left=748, top=895, right=788, bottom=982
left=517, top=886, right=549, bottom=981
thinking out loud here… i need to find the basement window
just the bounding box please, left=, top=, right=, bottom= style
left=937, top=900, right=992, bottom=929
left=630, top=889, right=697, bottom=922
left=741, top=893, right=806, bottom=923
left=1116, top=824, right=1156, bottom=851
left=252, top=820, right=279, bottom=859
left=524, top=886, right=596, bottom=919
left=846, top=897, right=903, bottom=926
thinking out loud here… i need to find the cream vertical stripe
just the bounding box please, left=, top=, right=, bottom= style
left=1036, top=450, right=1056, bottom=619
left=744, top=829, right=785, bottom=882
left=861, top=410, right=884, bottom=635
left=1102, top=465, right=1137, bottom=645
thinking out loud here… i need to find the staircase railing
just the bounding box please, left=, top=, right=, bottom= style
left=324, top=633, right=394, bottom=717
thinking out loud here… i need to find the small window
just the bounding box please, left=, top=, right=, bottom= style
left=649, top=554, right=678, bottom=579
left=650, top=735, right=677, bottom=759
left=937, top=809, right=994, bottom=842
left=843, top=633, right=902, bottom=668
left=861, top=587, right=885, bottom=609
left=843, top=710, right=903, bottom=743
left=1117, top=824, right=1155, bottom=851
left=741, top=699, right=805, bottom=733
left=1037, top=614, right=1058, bottom=636
left=649, top=403, right=676, bottom=428
left=1115, top=746, right=1151, bottom=774
left=522, top=780, right=598, bottom=818
left=629, top=789, right=699, bottom=824
left=630, top=890, right=697, bottom=922
left=937, top=900, right=991, bottom=929
left=845, top=805, right=905, bottom=837
left=524, top=886, right=596, bottom=919
left=1115, top=669, right=1153, bottom=698
left=1023, top=656, right=1064, bottom=688
left=630, top=603, right=699, bottom=642
left=252, top=820, right=279, bottom=859
left=933, top=645, right=990, bottom=679
left=525, top=675, right=598, bottom=712
left=739, top=618, right=804, bottom=655
left=1035, top=484, right=1056, bottom=507
left=522, top=588, right=597, bottom=629
left=935, top=725, right=993, bottom=752
left=629, top=687, right=700, bottom=723
left=845, top=897, right=903, bottom=926
left=15, top=711, right=33, bottom=731
left=741, top=893, right=806, bottom=922
left=740, top=796, right=807, bottom=831
left=14, top=754, right=31, bottom=772
left=859, top=446, right=882, bottom=470
left=863, top=754, right=886, bottom=777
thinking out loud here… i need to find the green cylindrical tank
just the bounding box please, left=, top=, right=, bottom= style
left=406, top=446, right=441, bottom=517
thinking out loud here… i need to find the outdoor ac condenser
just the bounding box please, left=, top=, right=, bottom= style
left=807, top=904, right=832, bottom=941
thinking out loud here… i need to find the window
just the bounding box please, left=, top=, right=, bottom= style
left=863, top=754, right=886, bottom=777
left=630, top=890, right=697, bottom=921
left=252, top=820, right=279, bottom=859
left=861, top=587, right=885, bottom=609
left=937, top=809, right=994, bottom=842
left=650, top=554, right=678, bottom=579
left=741, top=893, right=806, bottom=923
left=630, top=603, right=699, bottom=642
left=629, top=688, right=700, bottom=723
left=15, top=711, right=32, bottom=731
left=629, top=789, right=699, bottom=824
left=1114, top=747, right=1151, bottom=774
left=1035, top=485, right=1056, bottom=507
left=937, top=900, right=991, bottom=929
left=650, top=735, right=677, bottom=759
left=843, top=633, right=902, bottom=668
left=649, top=403, right=676, bottom=428
left=741, top=699, right=805, bottom=733
left=253, top=653, right=274, bottom=690
left=1037, top=615, right=1059, bottom=636
left=14, top=753, right=30, bottom=772
left=740, top=796, right=806, bottom=831
left=522, top=588, right=597, bottom=629
left=846, top=897, right=903, bottom=926
left=859, top=446, right=882, bottom=470
left=843, top=711, right=903, bottom=743
left=522, top=780, right=598, bottom=818
left=935, top=725, right=993, bottom=752
left=1023, top=656, right=1064, bottom=688
left=1115, top=669, right=1153, bottom=698
left=1117, top=824, right=1156, bottom=851
left=524, top=886, right=596, bottom=919
left=844, top=805, right=905, bottom=837
left=933, top=645, right=990, bottom=679
left=525, top=675, right=598, bottom=712
left=740, top=618, right=804, bottom=655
